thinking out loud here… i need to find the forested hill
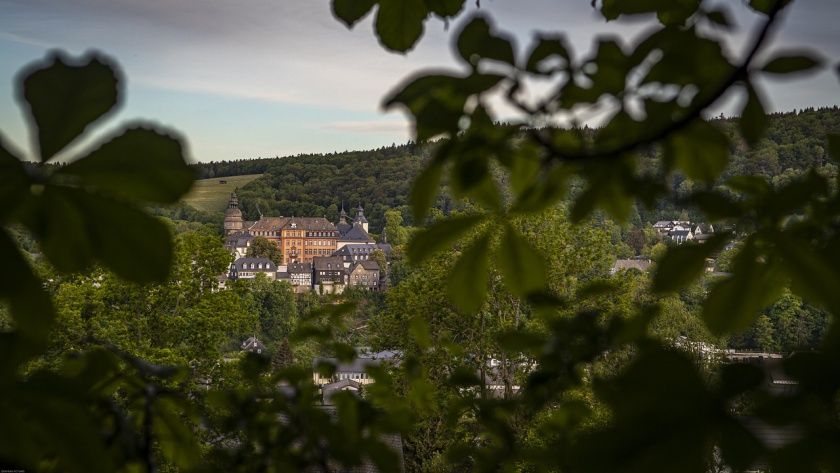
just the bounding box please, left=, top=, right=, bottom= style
left=233, top=143, right=434, bottom=232
left=190, top=107, right=840, bottom=231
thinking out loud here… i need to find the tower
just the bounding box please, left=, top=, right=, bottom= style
left=354, top=202, right=369, bottom=232
left=224, top=190, right=244, bottom=235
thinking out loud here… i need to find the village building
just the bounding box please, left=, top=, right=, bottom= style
left=348, top=260, right=381, bottom=290
left=241, top=336, right=267, bottom=355
left=312, top=350, right=400, bottom=386
left=224, top=232, right=253, bottom=259
left=287, top=261, right=314, bottom=293
left=313, top=256, right=347, bottom=294
left=229, top=257, right=277, bottom=280
left=610, top=258, right=653, bottom=275
left=332, top=243, right=392, bottom=266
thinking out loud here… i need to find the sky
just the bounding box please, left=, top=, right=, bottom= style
left=0, top=0, right=838, bottom=163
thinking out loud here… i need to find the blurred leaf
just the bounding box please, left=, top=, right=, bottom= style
left=653, top=234, right=728, bottom=292
left=375, top=0, right=427, bottom=53
left=718, top=363, right=765, bottom=398
left=457, top=15, right=515, bottom=67
left=0, top=142, right=29, bottom=221
left=0, top=229, right=54, bottom=341
left=56, top=125, right=194, bottom=204
left=33, top=187, right=174, bottom=283
left=20, top=51, right=119, bottom=161
left=406, top=214, right=485, bottom=264
left=740, top=82, right=767, bottom=146
left=497, top=225, right=545, bottom=296
left=448, top=233, right=490, bottom=313
left=703, top=243, right=782, bottom=334
left=705, top=8, right=732, bottom=28
left=423, top=0, right=465, bottom=17
left=332, top=0, right=377, bottom=27
left=409, top=316, right=432, bottom=348
left=601, top=0, right=701, bottom=25
left=772, top=232, right=840, bottom=314
left=410, top=158, right=444, bottom=223
left=826, top=133, right=840, bottom=162
left=525, top=35, right=570, bottom=75
left=761, top=52, right=822, bottom=75
left=687, top=190, right=742, bottom=220
left=663, top=120, right=730, bottom=182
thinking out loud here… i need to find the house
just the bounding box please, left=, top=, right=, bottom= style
left=224, top=232, right=253, bottom=259
left=668, top=226, right=695, bottom=244
left=321, top=378, right=362, bottom=405
left=610, top=258, right=653, bottom=275
left=229, top=257, right=278, bottom=280
left=241, top=336, right=267, bottom=355
left=313, top=256, right=347, bottom=294
left=312, top=350, right=400, bottom=386
left=287, top=262, right=313, bottom=293
left=653, top=220, right=691, bottom=235
left=693, top=223, right=716, bottom=242
left=332, top=243, right=391, bottom=266
left=348, top=260, right=381, bottom=290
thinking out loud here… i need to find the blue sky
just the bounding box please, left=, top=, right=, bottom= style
left=1, top=0, right=838, bottom=163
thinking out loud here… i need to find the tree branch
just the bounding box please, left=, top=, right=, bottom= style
left=531, top=0, right=786, bottom=162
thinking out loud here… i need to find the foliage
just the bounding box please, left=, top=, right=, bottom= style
left=245, top=235, right=283, bottom=265
left=3, top=0, right=840, bottom=471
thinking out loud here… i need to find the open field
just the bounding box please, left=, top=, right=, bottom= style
left=182, top=174, right=262, bottom=213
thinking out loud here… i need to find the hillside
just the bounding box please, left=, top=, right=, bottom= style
left=187, top=107, right=840, bottom=231
left=182, top=174, right=262, bottom=213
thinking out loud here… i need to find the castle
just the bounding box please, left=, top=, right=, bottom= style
left=224, top=191, right=380, bottom=265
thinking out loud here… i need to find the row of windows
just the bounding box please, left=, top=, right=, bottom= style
left=305, top=249, right=332, bottom=255
left=241, top=263, right=271, bottom=270
left=336, top=372, right=369, bottom=380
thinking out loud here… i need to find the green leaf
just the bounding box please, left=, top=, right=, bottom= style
left=497, top=225, right=546, bottom=296
left=20, top=51, right=119, bottom=161
left=705, top=8, right=732, bottom=28
left=410, top=158, right=444, bottom=223
left=663, top=120, right=730, bottom=182
left=423, top=0, right=465, bottom=17
left=456, top=16, right=515, bottom=67
left=56, top=125, right=194, bottom=204
left=448, top=233, right=490, bottom=313
left=332, top=0, right=377, bottom=27
left=703, top=243, right=782, bottom=334
left=653, top=234, right=728, bottom=292
left=36, top=187, right=174, bottom=283
left=406, top=214, right=485, bottom=264
left=826, top=133, right=840, bottom=162
left=772, top=232, right=840, bottom=315
left=0, top=141, right=29, bottom=221
left=739, top=82, right=767, bottom=146
left=525, top=35, right=571, bottom=75
left=761, top=52, right=822, bottom=75
left=375, top=0, right=428, bottom=53
left=0, top=229, right=54, bottom=341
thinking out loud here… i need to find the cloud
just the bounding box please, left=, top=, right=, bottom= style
left=324, top=119, right=410, bottom=134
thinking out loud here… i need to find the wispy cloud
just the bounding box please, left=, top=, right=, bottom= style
left=324, top=119, right=410, bottom=134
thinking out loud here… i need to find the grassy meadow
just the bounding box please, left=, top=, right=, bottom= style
left=182, top=174, right=262, bottom=213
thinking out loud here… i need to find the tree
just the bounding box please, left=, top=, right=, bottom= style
left=246, top=235, right=282, bottom=265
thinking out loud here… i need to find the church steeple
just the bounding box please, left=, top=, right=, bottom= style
left=224, top=189, right=244, bottom=235
left=339, top=202, right=348, bottom=224
left=354, top=202, right=368, bottom=232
